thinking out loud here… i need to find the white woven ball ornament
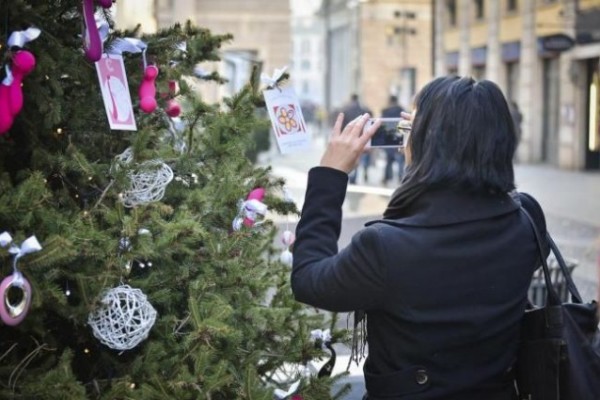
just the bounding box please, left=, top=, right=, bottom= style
left=121, top=160, right=174, bottom=208
left=88, top=285, right=157, bottom=351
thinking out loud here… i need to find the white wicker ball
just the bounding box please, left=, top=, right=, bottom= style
left=88, top=285, right=157, bottom=351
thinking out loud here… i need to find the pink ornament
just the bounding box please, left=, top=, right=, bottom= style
left=139, top=65, right=158, bottom=113
left=166, top=99, right=181, bottom=117
left=0, top=83, right=12, bottom=135
left=281, top=230, right=295, bottom=246
left=0, top=272, right=32, bottom=326
left=8, top=50, right=36, bottom=116
left=0, top=50, right=36, bottom=135
left=243, top=187, right=265, bottom=227
left=82, top=0, right=102, bottom=62
left=81, top=0, right=113, bottom=62
left=165, top=80, right=181, bottom=117
left=290, top=395, right=304, bottom=400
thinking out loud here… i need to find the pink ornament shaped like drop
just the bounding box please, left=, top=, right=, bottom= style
left=8, top=50, right=36, bottom=116
left=139, top=65, right=159, bottom=113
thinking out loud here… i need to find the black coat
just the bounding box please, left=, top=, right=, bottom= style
left=291, top=167, right=547, bottom=400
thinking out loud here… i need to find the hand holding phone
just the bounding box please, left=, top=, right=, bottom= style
left=365, top=118, right=411, bottom=148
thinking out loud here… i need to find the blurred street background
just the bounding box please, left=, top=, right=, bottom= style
left=114, top=0, right=600, bottom=398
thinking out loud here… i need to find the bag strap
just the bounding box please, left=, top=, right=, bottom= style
left=520, top=207, right=583, bottom=306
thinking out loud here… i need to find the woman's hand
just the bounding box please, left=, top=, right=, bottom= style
left=320, top=113, right=381, bottom=174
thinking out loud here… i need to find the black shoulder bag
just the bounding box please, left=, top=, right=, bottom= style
left=516, top=208, right=600, bottom=400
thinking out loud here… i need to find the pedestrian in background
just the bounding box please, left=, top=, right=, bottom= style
left=341, top=94, right=373, bottom=184
left=291, top=76, right=549, bottom=399
left=381, top=95, right=405, bottom=186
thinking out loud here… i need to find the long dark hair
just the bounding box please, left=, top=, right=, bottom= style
left=384, top=76, right=517, bottom=218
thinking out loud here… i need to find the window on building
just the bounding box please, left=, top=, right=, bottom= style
left=474, top=0, right=484, bottom=20
left=507, top=0, right=518, bottom=12
left=446, top=0, right=457, bottom=27
left=399, top=68, right=417, bottom=108
left=302, top=81, right=310, bottom=95
left=301, top=60, right=311, bottom=71
left=300, top=39, right=311, bottom=55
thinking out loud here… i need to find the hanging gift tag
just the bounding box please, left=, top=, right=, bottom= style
left=95, top=54, right=137, bottom=131
left=263, top=86, right=311, bottom=154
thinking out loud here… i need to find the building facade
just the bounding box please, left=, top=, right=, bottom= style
left=434, top=0, right=600, bottom=170
left=322, top=0, right=433, bottom=116
left=291, top=6, right=326, bottom=115
left=116, top=1, right=291, bottom=102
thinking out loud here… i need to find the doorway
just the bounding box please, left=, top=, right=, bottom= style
left=585, top=58, right=600, bottom=170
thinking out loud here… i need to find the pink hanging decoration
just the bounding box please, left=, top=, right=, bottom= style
left=82, top=0, right=112, bottom=62
left=0, top=28, right=40, bottom=135
left=0, top=272, right=32, bottom=326
left=243, top=187, right=266, bottom=227
left=8, top=51, right=36, bottom=116
left=165, top=80, right=181, bottom=117
left=0, top=83, right=12, bottom=135
left=139, top=65, right=159, bottom=113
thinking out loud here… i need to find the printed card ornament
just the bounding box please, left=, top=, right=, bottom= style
left=95, top=54, right=137, bottom=130
left=88, top=284, right=157, bottom=350
left=114, top=148, right=174, bottom=207
left=232, top=188, right=268, bottom=231
left=0, top=27, right=41, bottom=135
left=262, top=66, right=310, bottom=154
left=82, top=0, right=112, bottom=62
left=0, top=233, right=42, bottom=326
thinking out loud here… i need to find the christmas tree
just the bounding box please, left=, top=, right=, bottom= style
left=0, top=1, right=348, bottom=399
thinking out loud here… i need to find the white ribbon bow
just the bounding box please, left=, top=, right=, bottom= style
left=0, top=232, right=42, bottom=271
left=260, top=65, right=288, bottom=87
left=7, top=27, right=41, bottom=48
left=243, top=199, right=268, bottom=222
left=107, top=37, right=148, bottom=67
left=0, top=231, right=13, bottom=247
left=9, top=236, right=42, bottom=261
left=310, top=328, right=332, bottom=343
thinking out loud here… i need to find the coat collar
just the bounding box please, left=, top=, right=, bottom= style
left=366, top=188, right=520, bottom=228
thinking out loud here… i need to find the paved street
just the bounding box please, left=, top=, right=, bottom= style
left=263, top=131, right=600, bottom=399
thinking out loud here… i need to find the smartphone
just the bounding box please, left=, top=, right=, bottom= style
left=365, top=118, right=409, bottom=148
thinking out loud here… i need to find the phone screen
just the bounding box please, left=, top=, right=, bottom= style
left=366, top=118, right=406, bottom=148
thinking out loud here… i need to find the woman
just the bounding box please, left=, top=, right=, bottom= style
left=291, top=76, right=547, bottom=399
